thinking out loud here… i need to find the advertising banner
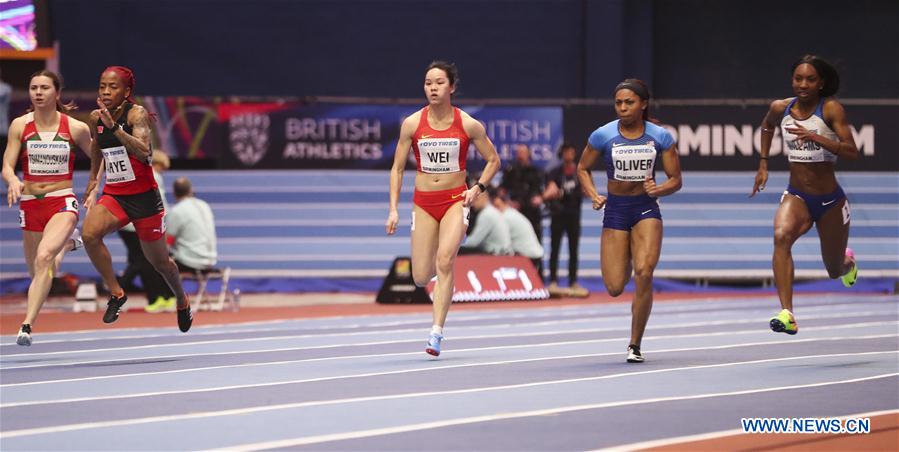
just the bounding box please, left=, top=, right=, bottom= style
left=565, top=103, right=897, bottom=171
left=426, top=255, right=549, bottom=302
left=9, top=96, right=223, bottom=162
left=219, top=103, right=564, bottom=170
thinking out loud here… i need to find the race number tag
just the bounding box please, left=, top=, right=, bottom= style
left=417, top=138, right=460, bottom=173
left=18, top=210, right=25, bottom=228
left=611, top=142, right=656, bottom=181
left=26, top=141, right=70, bottom=176
left=65, top=196, right=79, bottom=213
left=102, top=146, right=136, bottom=184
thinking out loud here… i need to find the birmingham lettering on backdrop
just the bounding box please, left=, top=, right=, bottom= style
left=651, top=104, right=893, bottom=171
left=566, top=104, right=896, bottom=171
left=662, top=124, right=875, bottom=158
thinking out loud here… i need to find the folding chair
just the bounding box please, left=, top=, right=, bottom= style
left=180, top=266, right=239, bottom=311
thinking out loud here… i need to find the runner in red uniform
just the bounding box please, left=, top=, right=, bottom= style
left=2, top=70, right=92, bottom=345
left=386, top=61, right=501, bottom=357
left=81, top=66, right=193, bottom=332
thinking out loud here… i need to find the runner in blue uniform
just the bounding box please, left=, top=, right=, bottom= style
left=752, top=55, right=859, bottom=335
left=577, top=79, right=682, bottom=363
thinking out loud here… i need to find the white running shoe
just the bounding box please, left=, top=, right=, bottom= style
left=70, top=228, right=83, bottom=251
left=17, top=324, right=32, bottom=346
left=425, top=333, right=444, bottom=357
left=626, top=344, right=644, bottom=363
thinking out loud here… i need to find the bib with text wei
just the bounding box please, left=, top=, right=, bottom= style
left=611, top=143, right=656, bottom=181
left=417, top=138, right=461, bottom=173
left=26, top=141, right=71, bottom=176
left=102, top=146, right=136, bottom=184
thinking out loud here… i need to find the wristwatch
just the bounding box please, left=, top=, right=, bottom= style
left=476, top=182, right=486, bottom=192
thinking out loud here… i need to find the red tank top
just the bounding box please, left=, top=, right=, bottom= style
left=19, top=113, right=77, bottom=183
left=411, top=106, right=470, bottom=174
left=98, top=102, right=157, bottom=195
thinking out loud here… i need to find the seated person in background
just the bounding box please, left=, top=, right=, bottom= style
left=459, top=185, right=512, bottom=256
left=167, top=177, right=217, bottom=272
left=492, top=193, right=544, bottom=272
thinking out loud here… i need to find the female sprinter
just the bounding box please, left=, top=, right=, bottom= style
left=81, top=66, right=192, bottom=332
left=752, top=55, right=859, bottom=335
left=386, top=61, right=501, bottom=357
left=2, top=70, right=92, bottom=345
left=577, top=79, right=682, bottom=363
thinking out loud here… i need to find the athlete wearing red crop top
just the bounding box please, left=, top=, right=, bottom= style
left=81, top=66, right=193, bottom=333
left=2, top=70, right=92, bottom=345
left=386, top=61, right=501, bottom=357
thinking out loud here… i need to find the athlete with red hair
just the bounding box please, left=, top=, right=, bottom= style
left=81, top=66, right=193, bottom=332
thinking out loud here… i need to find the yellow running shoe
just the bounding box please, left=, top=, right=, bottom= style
left=145, top=296, right=175, bottom=313
left=841, top=248, right=858, bottom=288
left=769, top=309, right=798, bottom=335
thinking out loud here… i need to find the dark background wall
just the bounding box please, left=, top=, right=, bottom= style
left=41, top=0, right=899, bottom=99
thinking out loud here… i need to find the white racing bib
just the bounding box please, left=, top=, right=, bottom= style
left=102, top=146, right=136, bottom=184
left=781, top=116, right=838, bottom=163
left=611, top=142, right=656, bottom=181
left=26, top=141, right=70, bottom=176
left=417, top=138, right=461, bottom=173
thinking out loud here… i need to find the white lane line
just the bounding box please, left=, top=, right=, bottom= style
left=216, top=380, right=899, bottom=452
left=1, top=354, right=895, bottom=441
left=2, top=326, right=894, bottom=390
left=2, top=294, right=890, bottom=342
left=604, top=408, right=899, bottom=451
left=1, top=312, right=893, bottom=371
left=1, top=307, right=890, bottom=360
left=0, top=314, right=645, bottom=361
left=1, top=332, right=894, bottom=408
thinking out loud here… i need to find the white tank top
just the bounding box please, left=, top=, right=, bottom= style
left=780, top=98, right=838, bottom=163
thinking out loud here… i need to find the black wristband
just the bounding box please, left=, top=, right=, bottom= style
left=476, top=182, right=486, bottom=192
left=109, top=122, right=120, bottom=133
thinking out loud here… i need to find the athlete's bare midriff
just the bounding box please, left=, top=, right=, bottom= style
left=789, top=162, right=839, bottom=195
left=23, top=179, right=73, bottom=196
left=414, top=170, right=467, bottom=191
left=607, top=179, right=648, bottom=196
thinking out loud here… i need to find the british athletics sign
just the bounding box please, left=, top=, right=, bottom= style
left=219, top=103, right=563, bottom=170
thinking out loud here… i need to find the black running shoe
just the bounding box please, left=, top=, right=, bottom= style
left=626, top=344, right=644, bottom=363
left=177, top=307, right=193, bottom=333
left=103, top=294, right=128, bottom=323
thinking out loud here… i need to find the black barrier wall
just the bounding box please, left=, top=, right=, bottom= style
left=46, top=0, right=898, bottom=99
